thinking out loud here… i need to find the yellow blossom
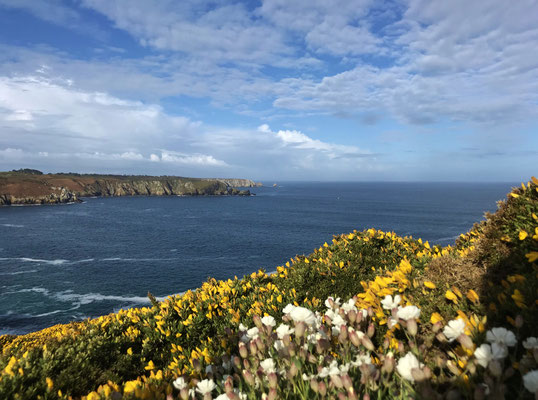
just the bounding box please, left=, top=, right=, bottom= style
left=445, top=290, right=459, bottom=303
left=526, top=251, right=538, bottom=262
left=430, top=312, right=444, bottom=324
left=145, top=361, right=155, bottom=370
left=424, top=281, right=436, bottom=289
left=519, top=230, right=528, bottom=240
left=466, top=289, right=479, bottom=304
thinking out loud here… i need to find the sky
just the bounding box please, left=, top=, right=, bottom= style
left=0, top=0, right=536, bottom=181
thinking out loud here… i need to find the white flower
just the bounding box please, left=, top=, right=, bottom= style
left=341, top=298, right=357, bottom=313
left=443, top=319, right=466, bottom=342
left=331, top=314, right=346, bottom=327
left=173, top=377, right=187, bottom=390
left=351, top=353, right=372, bottom=367
left=396, top=305, right=421, bottom=320
left=216, top=395, right=230, bottom=400
left=318, top=360, right=342, bottom=378
left=396, top=352, right=423, bottom=382
left=474, top=344, right=493, bottom=367
left=523, top=370, right=538, bottom=393
left=273, top=339, right=285, bottom=352
left=261, top=316, right=276, bottom=327
left=283, top=304, right=295, bottom=314
left=381, top=294, right=401, bottom=310
left=260, top=358, right=276, bottom=374
left=491, top=342, right=508, bottom=360
left=246, top=327, right=259, bottom=340
left=523, top=337, right=538, bottom=350
left=276, top=323, right=293, bottom=339
left=388, top=316, right=398, bottom=329
left=486, top=327, right=517, bottom=347
left=289, top=306, right=316, bottom=326
left=239, top=323, right=248, bottom=331
left=196, top=379, right=216, bottom=395
left=325, top=308, right=337, bottom=320
left=324, top=296, right=341, bottom=309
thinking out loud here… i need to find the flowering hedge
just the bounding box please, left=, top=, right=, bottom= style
left=1, top=177, right=537, bottom=399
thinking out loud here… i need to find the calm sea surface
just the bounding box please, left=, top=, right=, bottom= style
left=0, top=182, right=514, bottom=334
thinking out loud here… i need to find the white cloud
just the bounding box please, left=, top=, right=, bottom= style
left=160, top=151, right=228, bottom=167
left=80, top=0, right=294, bottom=66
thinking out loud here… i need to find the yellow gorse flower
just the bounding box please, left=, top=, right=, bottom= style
left=423, top=281, right=436, bottom=289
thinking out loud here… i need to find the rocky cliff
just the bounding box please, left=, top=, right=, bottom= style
left=213, top=178, right=263, bottom=187
left=0, top=172, right=253, bottom=205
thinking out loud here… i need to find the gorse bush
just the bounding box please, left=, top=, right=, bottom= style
left=1, top=178, right=537, bottom=399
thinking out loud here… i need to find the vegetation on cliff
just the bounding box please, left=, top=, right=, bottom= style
left=0, top=172, right=257, bottom=205
left=0, top=178, right=537, bottom=399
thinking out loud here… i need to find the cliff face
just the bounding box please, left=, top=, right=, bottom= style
left=0, top=173, right=253, bottom=205
left=213, top=179, right=263, bottom=188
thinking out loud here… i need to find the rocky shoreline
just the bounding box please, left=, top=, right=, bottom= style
left=0, top=171, right=261, bottom=206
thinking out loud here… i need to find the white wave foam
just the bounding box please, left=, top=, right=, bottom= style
left=0, top=269, right=38, bottom=276
left=53, top=290, right=166, bottom=305
left=1, top=223, right=24, bottom=228
left=101, top=257, right=177, bottom=262
left=0, top=257, right=69, bottom=265
left=71, top=258, right=95, bottom=263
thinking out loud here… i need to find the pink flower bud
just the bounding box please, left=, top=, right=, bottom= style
left=268, top=388, right=278, bottom=400
left=350, top=330, right=361, bottom=347
left=367, top=323, right=375, bottom=338
left=295, top=321, right=306, bottom=338
left=341, top=374, right=353, bottom=391
left=253, top=314, right=263, bottom=329
left=239, top=342, right=248, bottom=358
left=179, top=388, right=189, bottom=400
left=348, top=310, right=357, bottom=323
left=338, top=326, right=348, bottom=344
left=310, top=379, right=319, bottom=393
left=289, top=361, right=298, bottom=378
left=268, top=372, right=278, bottom=389
left=243, top=369, right=255, bottom=386
left=432, top=321, right=443, bottom=333
left=361, top=336, right=375, bottom=351
left=457, top=334, right=473, bottom=350
left=192, top=358, right=201, bottom=372
left=225, top=376, right=234, bottom=394
left=435, top=332, right=447, bottom=343
left=331, top=374, right=344, bottom=389
left=411, top=368, right=426, bottom=382
left=382, top=354, right=394, bottom=374
left=406, top=319, right=417, bottom=336
left=319, top=381, right=327, bottom=396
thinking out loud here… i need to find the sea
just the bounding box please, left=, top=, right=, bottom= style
left=0, top=182, right=515, bottom=335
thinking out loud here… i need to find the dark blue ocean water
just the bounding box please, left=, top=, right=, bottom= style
left=0, top=182, right=514, bottom=335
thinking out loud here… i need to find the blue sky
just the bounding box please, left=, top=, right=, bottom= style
left=0, top=0, right=536, bottom=181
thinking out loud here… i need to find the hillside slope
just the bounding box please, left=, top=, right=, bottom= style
left=0, top=171, right=259, bottom=205
left=0, top=178, right=537, bottom=399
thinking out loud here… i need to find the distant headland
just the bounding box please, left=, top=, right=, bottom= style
left=0, top=169, right=263, bottom=206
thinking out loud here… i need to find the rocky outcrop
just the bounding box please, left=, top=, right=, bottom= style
left=213, top=179, right=263, bottom=188
left=0, top=187, right=80, bottom=205
left=0, top=173, right=254, bottom=206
